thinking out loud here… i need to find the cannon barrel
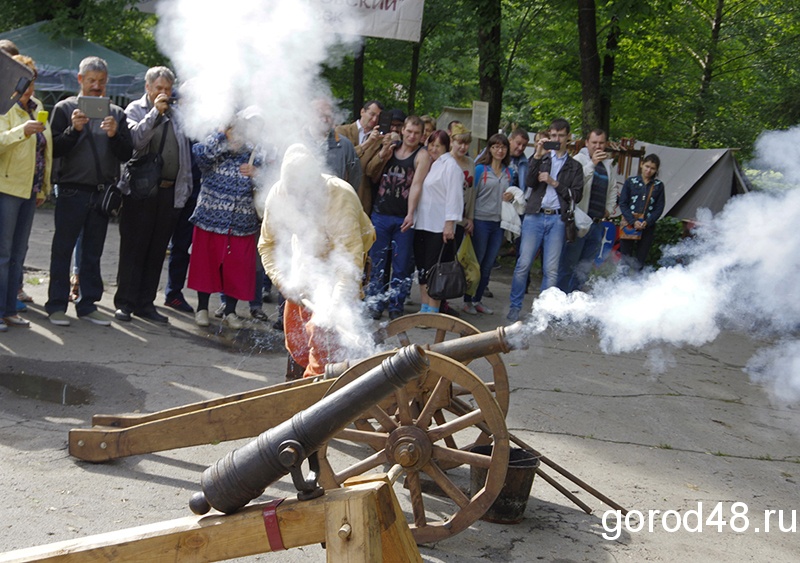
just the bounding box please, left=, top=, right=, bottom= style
left=325, top=321, right=529, bottom=379
left=190, top=345, right=429, bottom=515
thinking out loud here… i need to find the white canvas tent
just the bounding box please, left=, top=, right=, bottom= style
left=631, top=142, right=749, bottom=221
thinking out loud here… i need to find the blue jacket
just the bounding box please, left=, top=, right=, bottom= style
left=190, top=132, right=261, bottom=236
left=619, top=175, right=665, bottom=226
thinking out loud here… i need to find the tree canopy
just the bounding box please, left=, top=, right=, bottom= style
left=2, top=0, right=797, bottom=159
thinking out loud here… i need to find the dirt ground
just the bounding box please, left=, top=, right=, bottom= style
left=0, top=209, right=797, bottom=562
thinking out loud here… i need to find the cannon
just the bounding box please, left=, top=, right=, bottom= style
left=190, top=344, right=435, bottom=515
left=68, top=315, right=524, bottom=543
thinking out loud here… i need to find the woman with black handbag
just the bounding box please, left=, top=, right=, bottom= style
left=409, top=130, right=464, bottom=313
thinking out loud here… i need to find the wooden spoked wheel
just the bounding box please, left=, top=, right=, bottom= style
left=318, top=351, right=510, bottom=544
left=379, top=313, right=510, bottom=416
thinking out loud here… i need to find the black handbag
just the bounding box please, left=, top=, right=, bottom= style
left=99, top=183, right=123, bottom=218
left=86, top=127, right=122, bottom=218
left=124, top=125, right=169, bottom=200
left=426, top=241, right=467, bottom=300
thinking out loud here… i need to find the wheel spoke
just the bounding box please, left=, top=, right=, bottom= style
left=427, top=409, right=485, bottom=443
left=422, top=462, right=470, bottom=508
left=367, top=404, right=398, bottom=432
left=404, top=469, right=428, bottom=528
left=434, top=328, right=447, bottom=343
left=335, top=428, right=388, bottom=450
left=434, top=410, right=459, bottom=450
left=431, top=445, right=492, bottom=469
left=395, top=385, right=413, bottom=426
left=333, top=449, right=388, bottom=484
left=397, top=331, right=411, bottom=347
left=416, top=376, right=451, bottom=430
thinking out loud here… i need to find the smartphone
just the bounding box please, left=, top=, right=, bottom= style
left=78, top=96, right=110, bottom=119
left=543, top=140, right=561, bottom=151
left=378, top=111, right=392, bottom=135
left=36, top=110, right=49, bottom=124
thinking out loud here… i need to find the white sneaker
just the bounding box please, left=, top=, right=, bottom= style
left=474, top=302, right=493, bottom=315
left=49, top=311, right=71, bottom=326
left=214, top=302, right=226, bottom=318
left=79, top=310, right=111, bottom=326
left=462, top=303, right=477, bottom=315
left=222, top=313, right=244, bottom=329
left=195, top=309, right=210, bottom=327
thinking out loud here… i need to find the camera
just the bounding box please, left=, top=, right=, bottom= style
left=543, top=140, right=561, bottom=151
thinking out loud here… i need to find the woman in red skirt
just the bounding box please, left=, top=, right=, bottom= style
left=188, top=115, right=262, bottom=328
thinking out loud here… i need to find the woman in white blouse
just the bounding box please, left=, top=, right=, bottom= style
left=411, top=130, right=464, bottom=313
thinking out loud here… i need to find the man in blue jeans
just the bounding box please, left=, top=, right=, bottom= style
left=556, top=129, right=618, bottom=293
left=46, top=56, right=133, bottom=326
left=507, top=118, right=583, bottom=322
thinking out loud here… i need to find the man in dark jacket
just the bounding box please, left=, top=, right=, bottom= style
left=45, top=56, right=133, bottom=326
left=507, top=118, right=583, bottom=322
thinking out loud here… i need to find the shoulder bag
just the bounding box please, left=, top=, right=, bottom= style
left=124, top=123, right=169, bottom=200
left=619, top=181, right=656, bottom=241
left=427, top=240, right=467, bottom=301
left=86, top=128, right=122, bottom=218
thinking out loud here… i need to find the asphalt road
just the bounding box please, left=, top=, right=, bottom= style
left=0, top=209, right=797, bottom=562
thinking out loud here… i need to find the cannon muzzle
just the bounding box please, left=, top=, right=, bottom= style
left=325, top=321, right=529, bottom=379
left=190, top=345, right=429, bottom=515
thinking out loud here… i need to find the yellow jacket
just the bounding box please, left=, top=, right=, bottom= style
left=0, top=96, right=53, bottom=201
left=259, top=171, right=375, bottom=302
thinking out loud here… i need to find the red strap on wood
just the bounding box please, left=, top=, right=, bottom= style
left=262, top=499, right=286, bottom=551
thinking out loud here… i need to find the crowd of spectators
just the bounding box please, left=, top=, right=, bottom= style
left=1, top=46, right=666, bottom=356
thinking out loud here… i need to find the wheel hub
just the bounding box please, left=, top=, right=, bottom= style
left=386, top=425, right=432, bottom=471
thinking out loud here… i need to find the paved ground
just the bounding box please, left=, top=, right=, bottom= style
left=0, top=209, right=798, bottom=561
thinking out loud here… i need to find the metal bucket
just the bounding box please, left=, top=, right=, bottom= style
left=470, top=445, right=539, bottom=524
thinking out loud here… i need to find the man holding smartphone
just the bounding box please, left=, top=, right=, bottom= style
left=507, top=118, right=583, bottom=322
left=45, top=56, right=133, bottom=326
left=335, top=99, right=384, bottom=214
left=557, top=129, right=618, bottom=293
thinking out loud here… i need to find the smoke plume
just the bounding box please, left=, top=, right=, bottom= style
left=523, top=127, right=800, bottom=402
left=156, top=1, right=379, bottom=360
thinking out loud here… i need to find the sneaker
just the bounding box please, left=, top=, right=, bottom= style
left=16, top=299, right=27, bottom=312
left=369, top=308, right=383, bottom=321
left=222, top=313, right=244, bottom=329
left=17, top=290, right=33, bottom=303
left=135, top=308, right=169, bottom=323
left=195, top=309, right=210, bottom=327
left=462, top=303, right=478, bottom=315
left=250, top=308, right=268, bottom=321
left=49, top=311, right=71, bottom=326
left=114, top=308, right=133, bottom=322
left=3, top=315, right=30, bottom=328
left=0, top=319, right=6, bottom=332
left=214, top=302, right=226, bottom=318
left=474, top=302, right=493, bottom=315
left=507, top=308, right=521, bottom=322
left=79, top=310, right=112, bottom=326
left=484, top=287, right=494, bottom=298
left=164, top=295, right=194, bottom=313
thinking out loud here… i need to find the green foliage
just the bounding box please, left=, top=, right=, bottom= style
left=649, top=216, right=685, bottom=267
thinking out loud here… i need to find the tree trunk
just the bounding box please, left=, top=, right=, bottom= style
left=352, top=41, right=365, bottom=122
left=475, top=0, right=503, bottom=136
left=689, top=0, right=724, bottom=148
left=577, top=0, right=601, bottom=137
left=599, top=16, right=619, bottom=136
left=409, top=40, right=421, bottom=115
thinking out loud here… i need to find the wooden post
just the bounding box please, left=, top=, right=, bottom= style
left=0, top=481, right=421, bottom=563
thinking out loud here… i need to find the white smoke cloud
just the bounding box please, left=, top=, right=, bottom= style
left=521, top=127, right=800, bottom=402
left=156, top=1, right=380, bottom=360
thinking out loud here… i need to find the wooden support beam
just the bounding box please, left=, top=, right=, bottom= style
left=69, top=379, right=334, bottom=462
left=0, top=479, right=421, bottom=563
